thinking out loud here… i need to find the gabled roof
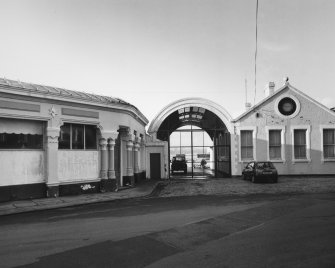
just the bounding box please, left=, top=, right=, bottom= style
left=232, top=82, right=335, bottom=122
left=0, top=77, right=149, bottom=124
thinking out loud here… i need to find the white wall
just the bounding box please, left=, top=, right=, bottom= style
left=0, top=151, right=45, bottom=186
left=58, top=151, right=99, bottom=183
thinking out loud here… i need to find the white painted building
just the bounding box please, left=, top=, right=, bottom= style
left=0, top=78, right=334, bottom=202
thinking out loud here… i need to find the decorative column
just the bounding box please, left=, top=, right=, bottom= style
left=46, top=106, right=62, bottom=198
left=134, top=142, right=140, bottom=173
left=46, top=127, right=61, bottom=197
left=99, top=138, right=108, bottom=192
left=108, top=139, right=116, bottom=179
left=126, top=140, right=134, bottom=186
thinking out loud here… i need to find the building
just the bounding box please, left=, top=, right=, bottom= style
left=232, top=81, right=335, bottom=176
left=1, top=78, right=334, bottom=202
left=0, top=78, right=149, bottom=202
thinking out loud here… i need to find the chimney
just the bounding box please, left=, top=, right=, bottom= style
left=245, top=102, right=252, bottom=111
left=264, top=82, right=275, bottom=97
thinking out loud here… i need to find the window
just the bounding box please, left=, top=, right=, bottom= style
left=275, top=95, right=300, bottom=119
left=241, top=130, right=253, bottom=160
left=323, top=129, right=335, bottom=159
left=269, top=130, right=281, bottom=160
left=0, top=118, right=43, bottom=149
left=294, top=129, right=307, bottom=159
left=278, top=97, right=297, bottom=116
left=58, top=123, right=97, bottom=150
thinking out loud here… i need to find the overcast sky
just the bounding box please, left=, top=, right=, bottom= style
left=1, top=0, right=334, bottom=123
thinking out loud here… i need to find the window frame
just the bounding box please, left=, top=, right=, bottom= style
left=58, top=123, right=98, bottom=150
left=274, top=94, right=301, bottom=119
left=320, top=125, right=335, bottom=162
left=291, top=125, right=311, bottom=163
left=237, top=126, right=257, bottom=162
left=265, top=126, right=285, bottom=162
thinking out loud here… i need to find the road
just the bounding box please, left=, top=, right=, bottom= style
left=0, top=193, right=334, bottom=267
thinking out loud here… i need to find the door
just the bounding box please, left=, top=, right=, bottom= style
left=150, top=153, right=161, bottom=179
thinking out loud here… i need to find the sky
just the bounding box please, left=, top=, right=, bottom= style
left=1, top=0, right=335, bottom=124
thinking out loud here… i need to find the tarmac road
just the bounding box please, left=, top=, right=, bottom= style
left=0, top=193, right=334, bottom=268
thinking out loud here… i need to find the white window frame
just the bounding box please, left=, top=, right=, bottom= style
left=291, top=125, right=311, bottom=163
left=274, top=94, right=301, bottom=119
left=237, top=126, right=257, bottom=162
left=265, top=126, right=286, bottom=162
left=320, top=125, right=335, bottom=162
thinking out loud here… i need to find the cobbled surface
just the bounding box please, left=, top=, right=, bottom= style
left=158, top=176, right=335, bottom=197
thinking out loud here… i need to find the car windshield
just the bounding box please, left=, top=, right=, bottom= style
left=175, top=157, right=185, bottom=161
left=256, top=162, right=274, bottom=169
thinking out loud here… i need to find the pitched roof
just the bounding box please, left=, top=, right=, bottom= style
left=0, top=77, right=148, bottom=124
left=232, top=82, right=335, bottom=122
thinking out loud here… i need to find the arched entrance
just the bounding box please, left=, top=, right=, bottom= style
left=148, top=98, right=233, bottom=178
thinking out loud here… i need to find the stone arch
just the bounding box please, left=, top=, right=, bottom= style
left=148, top=97, right=233, bottom=135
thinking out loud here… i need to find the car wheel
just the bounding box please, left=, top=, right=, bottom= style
left=242, top=174, right=246, bottom=180
left=251, top=175, right=256, bottom=183
left=273, top=177, right=278, bottom=183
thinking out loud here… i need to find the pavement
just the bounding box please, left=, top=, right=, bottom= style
left=0, top=180, right=160, bottom=216
left=1, top=176, right=334, bottom=217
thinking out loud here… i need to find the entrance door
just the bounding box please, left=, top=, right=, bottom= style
left=150, top=153, right=161, bottom=179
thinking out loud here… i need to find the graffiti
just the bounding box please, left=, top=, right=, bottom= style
left=81, top=184, right=95, bottom=191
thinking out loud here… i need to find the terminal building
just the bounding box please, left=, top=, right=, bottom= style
left=0, top=78, right=334, bottom=202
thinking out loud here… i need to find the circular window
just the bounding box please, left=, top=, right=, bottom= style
left=275, top=95, right=300, bottom=119
left=278, top=97, right=296, bottom=116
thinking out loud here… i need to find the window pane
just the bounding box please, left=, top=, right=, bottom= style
left=169, top=132, right=180, bottom=147
left=294, top=129, right=307, bottom=159
left=269, top=130, right=281, bottom=159
left=323, top=129, right=335, bottom=145
left=241, top=130, right=253, bottom=160
left=85, top=125, right=97, bottom=149
left=269, top=130, right=281, bottom=146
left=59, top=124, right=70, bottom=149
left=294, top=129, right=306, bottom=145
left=0, top=133, right=43, bottom=149
left=192, top=131, right=203, bottom=146
left=72, top=124, right=84, bottom=149
left=180, top=131, right=191, bottom=147
left=323, top=129, right=335, bottom=158
left=170, top=147, right=181, bottom=158
left=203, top=133, right=213, bottom=146
left=241, top=131, right=252, bottom=146
left=270, top=147, right=281, bottom=159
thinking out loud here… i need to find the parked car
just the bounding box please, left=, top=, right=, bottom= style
left=242, top=161, right=278, bottom=183
left=171, top=155, right=187, bottom=174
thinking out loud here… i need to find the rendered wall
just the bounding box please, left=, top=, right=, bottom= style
left=0, top=151, right=45, bottom=186
left=235, top=87, right=335, bottom=175
left=58, top=151, right=99, bottom=183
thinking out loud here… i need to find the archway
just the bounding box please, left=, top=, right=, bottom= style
left=148, top=98, right=233, bottom=178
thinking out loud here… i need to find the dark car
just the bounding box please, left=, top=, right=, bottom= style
left=242, top=161, right=278, bottom=183
left=171, top=155, right=187, bottom=174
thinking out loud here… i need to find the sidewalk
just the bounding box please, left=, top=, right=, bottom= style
left=0, top=180, right=159, bottom=216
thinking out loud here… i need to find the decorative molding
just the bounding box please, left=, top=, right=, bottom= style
left=48, top=105, right=58, bottom=118
left=62, top=107, right=99, bottom=119
left=0, top=99, right=40, bottom=112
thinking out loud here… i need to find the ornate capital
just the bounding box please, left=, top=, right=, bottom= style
left=126, top=140, right=134, bottom=150
left=134, top=142, right=140, bottom=151
left=99, top=138, right=107, bottom=150
left=108, top=139, right=116, bottom=150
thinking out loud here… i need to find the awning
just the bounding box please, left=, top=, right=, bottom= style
left=0, top=118, right=44, bottom=135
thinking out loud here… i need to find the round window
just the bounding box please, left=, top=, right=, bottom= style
left=278, top=97, right=297, bottom=116
left=274, top=95, right=300, bottom=119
